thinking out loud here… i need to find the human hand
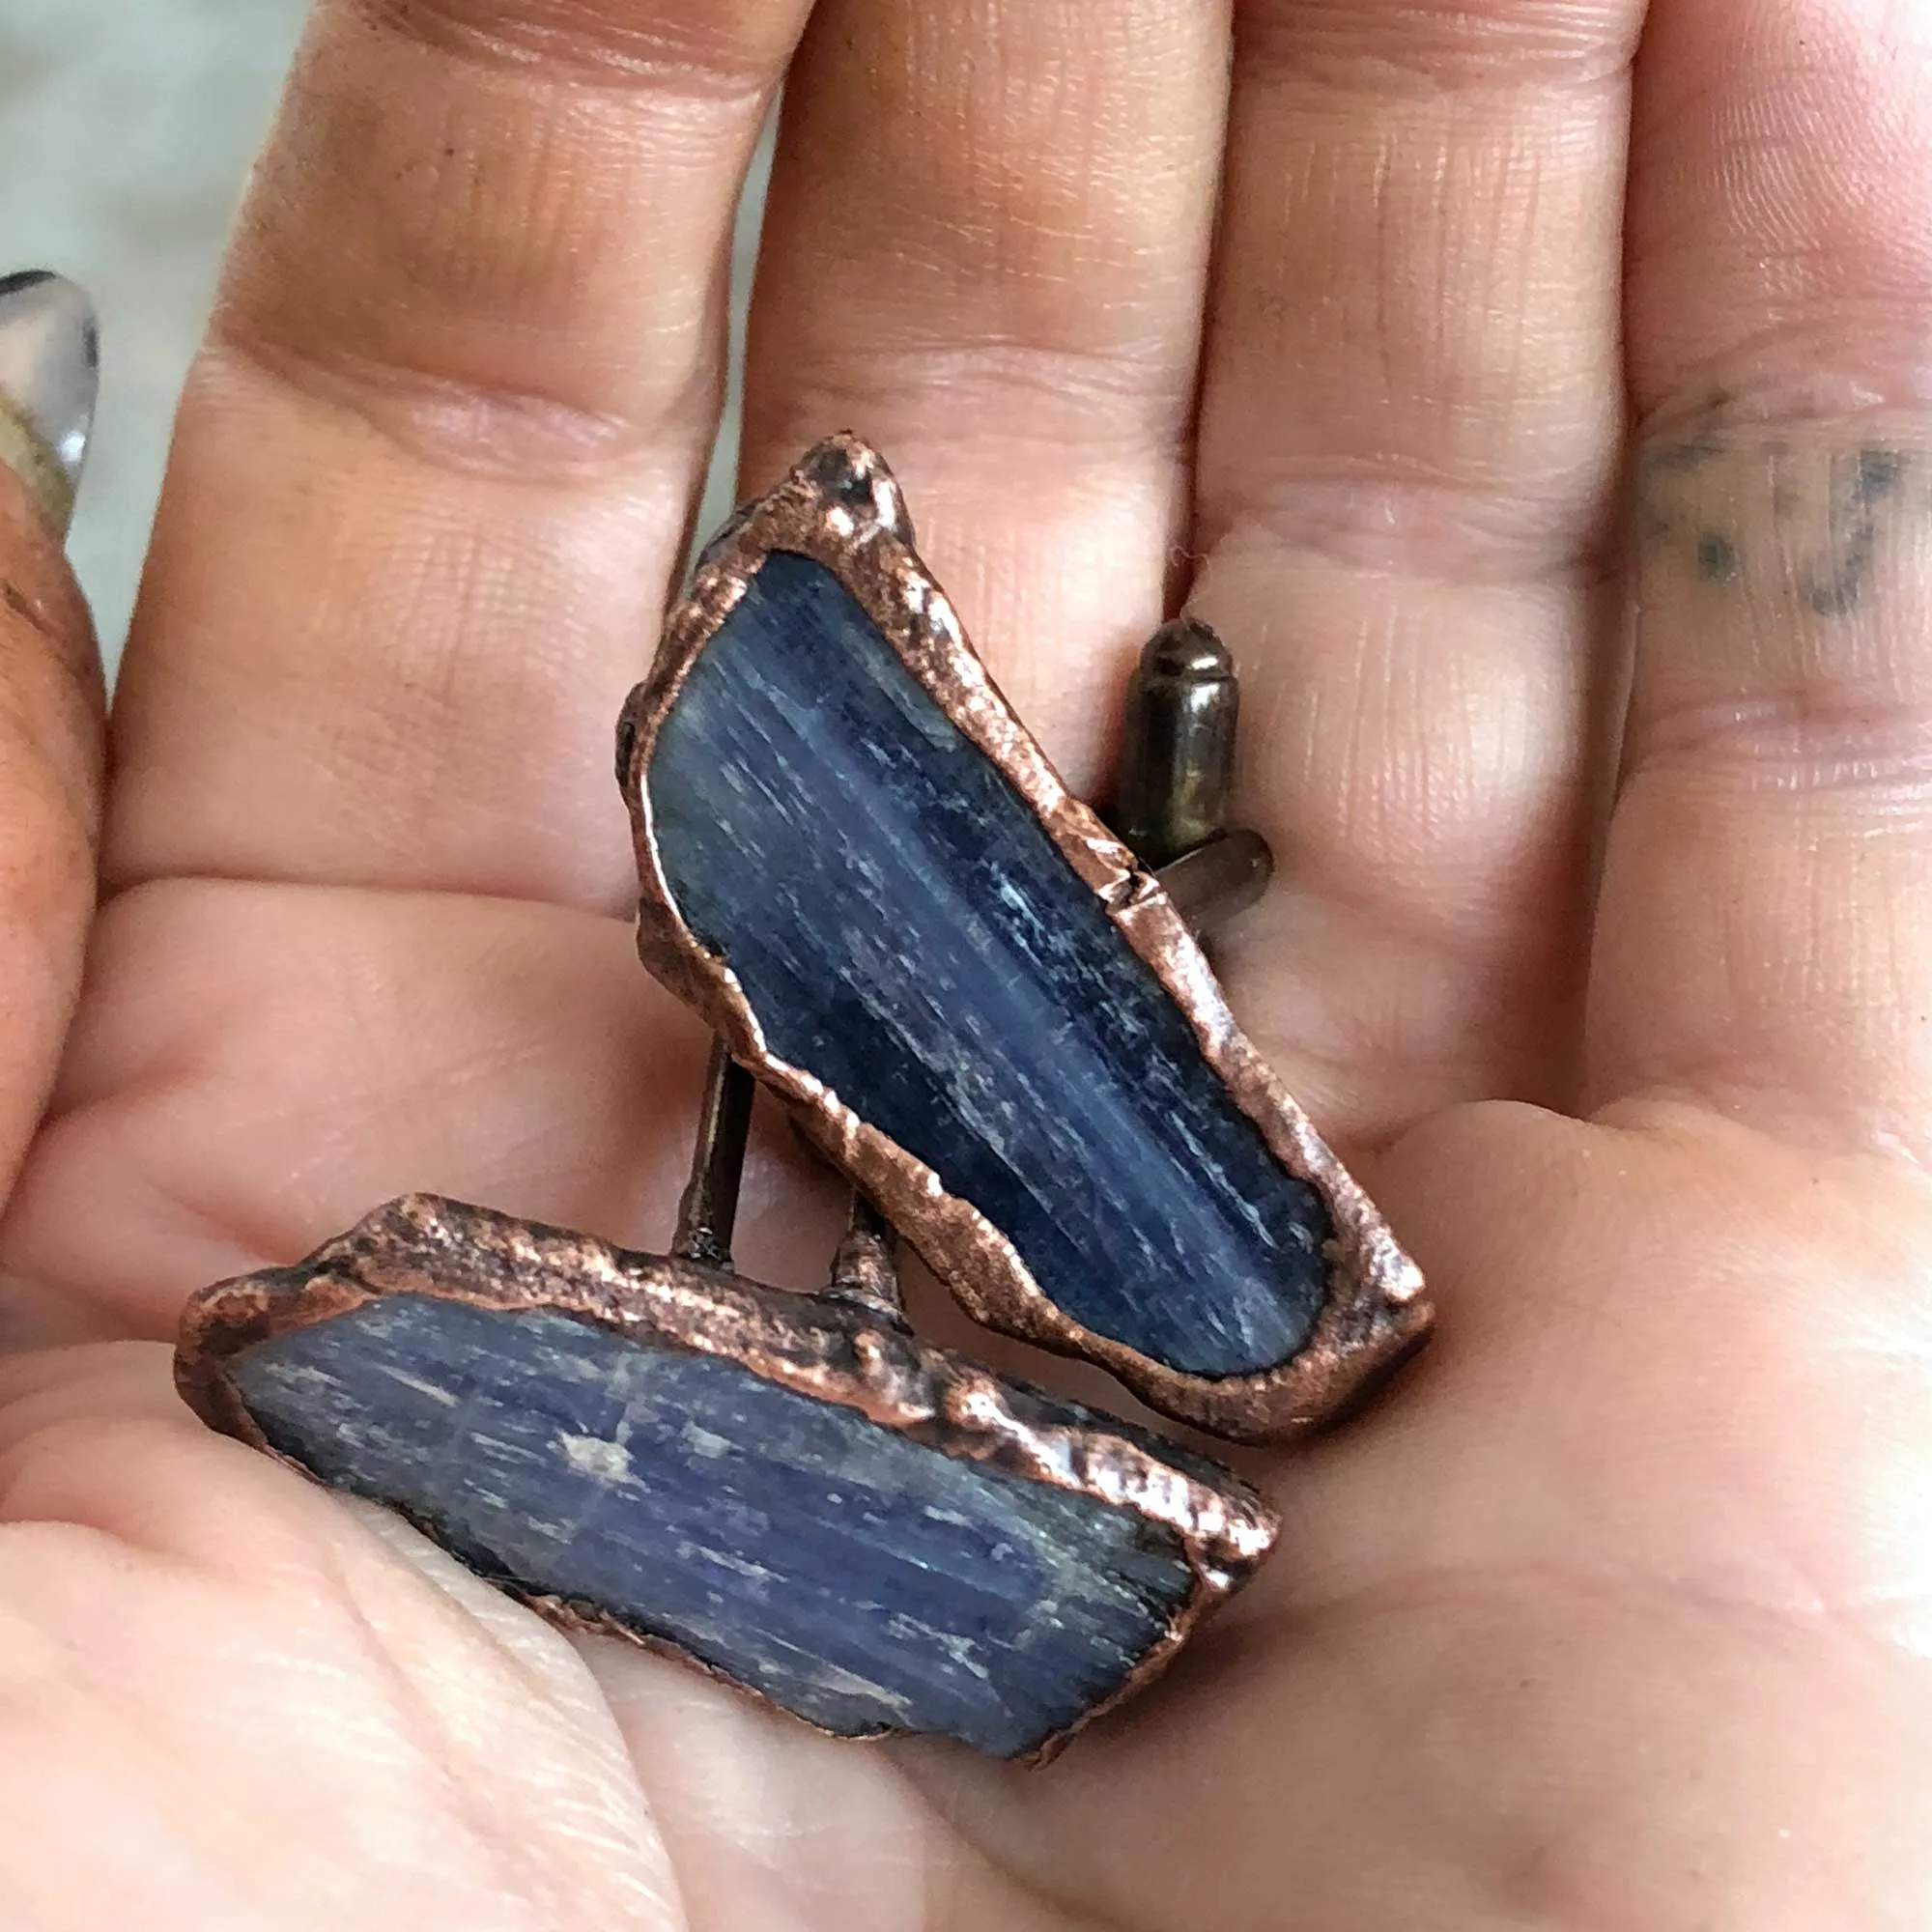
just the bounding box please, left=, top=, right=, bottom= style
left=4, top=0, right=1932, bottom=1924
left=0, top=271, right=101, bottom=1321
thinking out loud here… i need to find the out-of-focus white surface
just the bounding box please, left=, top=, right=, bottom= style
left=0, top=0, right=765, bottom=666
left=0, top=0, right=308, bottom=660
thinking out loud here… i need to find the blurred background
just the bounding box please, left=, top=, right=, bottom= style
left=1, top=0, right=305, bottom=661
left=0, top=0, right=763, bottom=668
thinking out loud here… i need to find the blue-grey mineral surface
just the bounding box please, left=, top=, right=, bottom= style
left=229, top=1293, right=1207, bottom=1759
left=649, top=549, right=1332, bottom=1379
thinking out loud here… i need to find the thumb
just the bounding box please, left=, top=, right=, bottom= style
left=0, top=271, right=104, bottom=1198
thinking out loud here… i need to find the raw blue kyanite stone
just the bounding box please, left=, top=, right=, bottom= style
left=225, top=1292, right=1214, bottom=1759
left=647, top=550, right=1332, bottom=1380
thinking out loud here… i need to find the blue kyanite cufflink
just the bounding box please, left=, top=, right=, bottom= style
left=180, top=1196, right=1273, bottom=1764
left=175, top=438, right=1430, bottom=1761
left=621, top=436, right=1428, bottom=1441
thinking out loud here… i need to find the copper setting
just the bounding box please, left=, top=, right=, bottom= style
left=177, top=1194, right=1279, bottom=1767
left=618, top=436, right=1432, bottom=1443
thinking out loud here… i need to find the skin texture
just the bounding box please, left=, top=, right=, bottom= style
left=0, top=475, right=100, bottom=1246
left=3, top=0, right=1932, bottom=1922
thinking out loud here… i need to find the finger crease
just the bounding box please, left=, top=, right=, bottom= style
left=1628, top=695, right=1932, bottom=803
left=1207, top=466, right=1619, bottom=590
left=758, top=341, right=1199, bottom=461
left=1234, top=1, right=1641, bottom=94
left=355, top=0, right=794, bottom=106
left=203, top=329, right=714, bottom=486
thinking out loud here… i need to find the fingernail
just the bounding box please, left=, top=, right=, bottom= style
left=0, top=271, right=99, bottom=538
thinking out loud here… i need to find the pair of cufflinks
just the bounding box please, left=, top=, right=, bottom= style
left=177, top=438, right=1432, bottom=1764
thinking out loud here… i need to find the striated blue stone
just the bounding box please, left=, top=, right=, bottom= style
left=648, top=550, right=1331, bottom=1379
left=229, top=1293, right=1199, bottom=1759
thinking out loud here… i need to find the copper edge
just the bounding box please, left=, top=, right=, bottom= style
left=175, top=1193, right=1280, bottom=1767
left=616, top=435, right=1433, bottom=1444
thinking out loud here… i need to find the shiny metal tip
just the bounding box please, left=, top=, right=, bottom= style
left=1139, top=617, right=1234, bottom=686
left=0, top=270, right=99, bottom=534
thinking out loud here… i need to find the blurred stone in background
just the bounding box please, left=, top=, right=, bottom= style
left=0, top=0, right=764, bottom=668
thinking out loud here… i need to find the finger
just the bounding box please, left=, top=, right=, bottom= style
left=0, top=272, right=103, bottom=1200
left=0, top=884, right=847, bottom=1344
left=1186, top=0, right=1641, bottom=1147
left=1590, top=0, right=1932, bottom=1153
left=107, top=0, right=812, bottom=912
left=738, top=0, right=1231, bottom=799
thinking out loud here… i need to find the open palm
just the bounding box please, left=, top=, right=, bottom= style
left=2, top=0, right=1931, bottom=1923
